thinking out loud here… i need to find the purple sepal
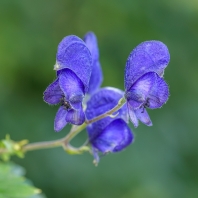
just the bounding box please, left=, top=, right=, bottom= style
left=86, top=87, right=127, bottom=120
left=127, top=103, right=139, bottom=128
left=58, top=69, right=84, bottom=109
left=125, top=41, right=170, bottom=91
left=88, top=61, right=103, bottom=95
left=127, top=103, right=152, bottom=128
left=126, top=72, right=168, bottom=127
left=84, top=32, right=99, bottom=60
left=90, top=119, right=133, bottom=153
left=54, top=105, right=85, bottom=132
left=84, top=32, right=103, bottom=94
left=135, top=108, right=152, bottom=126
left=55, top=35, right=92, bottom=93
left=86, top=87, right=128, bottom=139
left=43, top=78, right=63, bottom=105
left=54, top=106, right=68, bottom=132
left=126, top=72, right=169, bottom=109
left=66, top=105, right=85, bottom=125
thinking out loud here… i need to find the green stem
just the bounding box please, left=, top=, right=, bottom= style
left=23, top=139, right=63, bottom=152
left=22, top=123, right=88, bottom=153
left=0, top=97, right=126, bottom=155
left=61, top=123, right=87, bottom=144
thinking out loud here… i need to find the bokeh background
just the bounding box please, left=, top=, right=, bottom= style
left=1, top=0, right=198, bottom=197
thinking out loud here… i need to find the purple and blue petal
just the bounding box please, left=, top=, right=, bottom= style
left=54, top=106, right=68, bottom=132
left=127, top=103, right=152, bottom=127
left=43, top=78, right=63, bottom=105
left=87, top=61, right=103, bottom=95
left=84, top=32, right=99, bottom=60
left=86, top=87, right=127, bottom=120
left=134, top=108, right=152, bottom=127
left=58, top=69, right=84, bottom=109
left=55, top=35, right=93, bottom=92
left=127, top=103, right=139, bottom=128
left=125, top=41, right=170, bottom=91
left=54, top=104, right=85, bottom=132
left=84, top=32, right=103, bottom=94
left=126, top=72, right=169, bottom=127
left=66, top=105, right=85, bottom=125
left=90, top=119, right=133, bottom=153
left=126, top=72, right=169, bottom=109
left=86, top=87, right=128, bottom=139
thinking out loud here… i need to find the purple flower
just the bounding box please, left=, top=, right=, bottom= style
left=84, top=32, right=103, bottom=95
left=85, top=87, right=134, bottom=164
left=43, top=35, right=92, bottom=132
left=54, top=35, right=92, bottom=92
left=124, top=41, right=170, bottom=127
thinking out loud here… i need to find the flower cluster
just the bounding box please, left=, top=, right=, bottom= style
left=43, top=32, right=170, bottom=163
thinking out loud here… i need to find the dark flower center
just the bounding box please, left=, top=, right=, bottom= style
left=60, top=97, right=71, bottom=110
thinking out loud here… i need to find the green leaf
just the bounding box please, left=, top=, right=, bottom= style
left=0, top=162, right=44, bottom=198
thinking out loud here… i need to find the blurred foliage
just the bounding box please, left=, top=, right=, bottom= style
left=0, top=0, right=198, bottom=198
left=0, top=162, right=44, bottom=198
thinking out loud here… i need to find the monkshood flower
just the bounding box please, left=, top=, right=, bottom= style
left=44, top=35, right=92, bottom=132
left=124, top=41, right=170, bottom=127
left=84, top=32, right=103, bottom=95
left=85, top=87, right=134, bottom=164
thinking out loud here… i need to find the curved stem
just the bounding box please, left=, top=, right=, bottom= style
left=0, top=97, right=126, bottom=155
left=21, top=123, right=88, bottom=153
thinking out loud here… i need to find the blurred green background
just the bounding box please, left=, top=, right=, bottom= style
left=0, top=0, right=198, bottom=197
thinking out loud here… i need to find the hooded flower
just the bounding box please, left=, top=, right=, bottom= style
left=43, top=35, right=92, bottom=132
left=85, top=87, right=134, bottom=164
left=124, top=41, right=170, bottom=127
left=84, top=32, right=103, bottom=95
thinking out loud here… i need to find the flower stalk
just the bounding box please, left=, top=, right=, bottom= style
left=0, top=97, right=126, bottom=156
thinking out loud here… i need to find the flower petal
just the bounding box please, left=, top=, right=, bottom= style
left=55, top=35, right=92, bottom=92
left=125, top=41, right=170, bottom=91
left=84, top=32, right=103, bottom=95
left=135, top=108, right=152, bottom=126
left=125, top=89, right=145, bottom=109
left=84, top=32, right=99, bottom=61
left=90, top=119, right=133, bottom=153
left=54, top=106, right=67, bottom=132
left=86, top=87, right=128, bottom=139
left=43, top=78, right=63, bottom=105
left=58, top=69, right=84, bottom=109
left=88, top=61, right=103, bottom=95
left=127, top=103, right=139, bottom=128
left=126, top=72, right=169, bottom=109
left=86, top=87, right=126, bottom=120
left=66, top=105, right=85, bottom=125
